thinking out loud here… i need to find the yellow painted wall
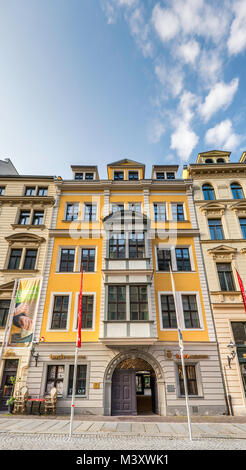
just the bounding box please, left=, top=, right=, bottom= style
left=40, top=236, right=102, bottom=343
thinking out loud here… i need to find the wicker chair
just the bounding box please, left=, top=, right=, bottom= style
left=44, top=387, right=57, bottom=415
left=14, top=386, right=28, bottom=414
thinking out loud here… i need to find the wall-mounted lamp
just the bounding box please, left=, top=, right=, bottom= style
left=227, top=341, right=237, bottom=368
left=31, top=343, right=39, bottom=367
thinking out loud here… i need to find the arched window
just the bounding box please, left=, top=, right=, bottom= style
left=205, top=159, right=213, bottom=164
left=217, top=158, right=225, bottom=163
left=202, top=184, right=215, bottom=201
left=231, top=182, right=244, bottom=199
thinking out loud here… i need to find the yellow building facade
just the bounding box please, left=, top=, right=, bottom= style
left=27, top=159, right=226, bottom=416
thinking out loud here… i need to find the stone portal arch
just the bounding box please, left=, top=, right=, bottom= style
left=104, top=350, right=166, bottom=416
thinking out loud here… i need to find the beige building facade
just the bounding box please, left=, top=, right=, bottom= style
left=184, top=150, right=246, bottom=415
left=0, top=159, right=56, bottom=410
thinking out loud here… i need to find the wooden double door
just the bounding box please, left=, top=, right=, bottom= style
left=111, top=368, right=158, bottom=416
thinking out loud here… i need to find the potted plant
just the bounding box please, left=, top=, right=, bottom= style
left=6, top=396, right=15, bottom=414
left=6, top=376, right=16, bottom=414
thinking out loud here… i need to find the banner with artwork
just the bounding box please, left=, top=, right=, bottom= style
left=8, top=278, right=41, bottom=347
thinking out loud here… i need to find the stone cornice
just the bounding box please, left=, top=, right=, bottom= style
left=0, top=196, right=55, bottom=207
left=56, top=179, right=193, bottom=192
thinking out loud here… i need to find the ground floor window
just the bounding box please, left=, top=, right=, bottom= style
left=45, top=365, right=65, bottom=396
left=177, top=364, right=198, bottom=396
left=68, top=364, right=87, bottom=396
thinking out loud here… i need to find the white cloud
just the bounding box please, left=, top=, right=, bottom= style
left=170, top=90, right=199, bottom=160
left=198, top=50, right=223, bottom=86
left=148, top=120, right=165, bottom=143
left=171, top=122, right=199, bottom=160
left=103, top=0, right=138, bottom=24
left=176, top=40, right=200, bottom=64
left=128, top=7, right=153, bottom=57
left=205, top=119, right=241, bottom=150
left=228, top=0, right=246, bottom=55
left=155, top=62, right=184, bottom=98
left=152, top=4, right=180, bottom=42
left=199, top=78, right=239, bottom=122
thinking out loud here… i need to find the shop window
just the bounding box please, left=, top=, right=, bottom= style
left=68, top=365, right=87, bottom=396
left=178, top=364, right=198, bottom=396
left=45, top=365, right=64, bottom=396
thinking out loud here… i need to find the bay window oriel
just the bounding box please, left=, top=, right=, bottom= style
left=107, top=284, right=149, bottom=321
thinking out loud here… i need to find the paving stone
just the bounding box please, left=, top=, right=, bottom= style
left=101, top=422, right=118, bottom=432
left=73, top=421, right=94, bottom=432
left=143, top=423, right=159, bottom=434
left=116, top=422, right=132, bottom=433
left=85, top=422, right=105, bottom=432
left=131, top=423, right=145, bottom=434
left=168, top=423, right=189, bottom=436
left=156, top=423, right=174, bottom=435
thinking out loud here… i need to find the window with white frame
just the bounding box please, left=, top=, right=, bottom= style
left=158, top=291, right=202, bottom=330
left=59, top=248, right=75, bottom=272
left=80, top=248, right=96, bottom=272
left=181, top=295, right=200, bottom=328
left=175, top=248, right=191, bottom=271
left=65, top=203, right=79, bottom=221
left=171, top=203, right=185, bottom=221
left=157, top=248, right=172, bottom=271
left=74, top=292, right=95, bottom=330
left=50, top=295, right=70, bottom=329
left=160, top=294, right=177, bottom=328
left=111, top=203, right=124, bottom=213
left=84, top=203, right=97, bottom=222
left=128, top=202, right=141, bottom=212
left=153, top=203, right=166, bottom=222
left=107, top=284, right=149, bottom=321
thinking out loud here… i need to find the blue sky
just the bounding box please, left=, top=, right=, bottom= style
left=1, top=0, right=246, bottom=179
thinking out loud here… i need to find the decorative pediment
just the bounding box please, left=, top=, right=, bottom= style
left=0, top=280, right=15, bottom=292
left=5, top=232, right=45, bottom=246
left=229, top=201, right=246, bottom=215
left=108, top=158, right=145, bottom=167
left=103, top=210, right=149, bottom=231
left=200, top=202, right=226, bottom=216
left=207, top=245, right=237, bottom=261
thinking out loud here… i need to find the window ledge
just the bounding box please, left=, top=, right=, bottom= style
left=11, top=224, right=46, bottom=230
left=0, top=269, right=39, bottom=273
left=103, top=320, right=154, bottom=323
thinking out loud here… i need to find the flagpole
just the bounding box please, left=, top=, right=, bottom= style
left=69, top=262, right=83, bottom=438
left=169, top=263, right=193, bottom=441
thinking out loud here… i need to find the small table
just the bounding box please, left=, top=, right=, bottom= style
left=28, top=398, right=45, bottom=415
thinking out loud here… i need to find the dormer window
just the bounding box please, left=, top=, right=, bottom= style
left=217, top=158, right=225, bottom=163
left=205, top=159, right=214, bottom=164
left=85, top=173, right=94, bottom=180
left=156, top=172, right=165, bottom=180
left=114, top=171, right=124, bottom=181
left=166, top=172, right=175, bottom=180
left=75, top=173, right=83, bottom=180
left=128, top=171, right=139, bottom=180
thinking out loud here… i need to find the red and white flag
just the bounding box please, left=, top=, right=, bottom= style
left=236, top=269, right=246, bottom=313
left=77, top=263, right=83, bottom=348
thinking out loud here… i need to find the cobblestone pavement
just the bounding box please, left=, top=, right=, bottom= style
left=0, top=432, right=246, bottom=450
left=1, top=416, right=246, bottom=449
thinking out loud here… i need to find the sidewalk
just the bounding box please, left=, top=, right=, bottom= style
left=1, top=415, right=246, bottom=439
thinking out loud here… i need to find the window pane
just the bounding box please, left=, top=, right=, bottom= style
left=51, top=295, right=69, bottom=329
left=60, top=249, right=75, bottom=272
left=202, top=184, right=215, bottom=201
left=217, top=263, right=235, bottom=291
left=0, top=300, right=10, bottom=327
left=240, top=218, right=246, bottom=238
left=18, top=211, right=30, bottom=225
left=8, top=249, right=22, bottom=270
left=23, top=249, right=37, bottom=270
left=68, top=365, right=87, bottom=396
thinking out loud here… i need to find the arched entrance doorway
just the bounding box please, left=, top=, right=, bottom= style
left=104, top=350, right=166, bottom=416
left=111, top=358, right=157, bottom=415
